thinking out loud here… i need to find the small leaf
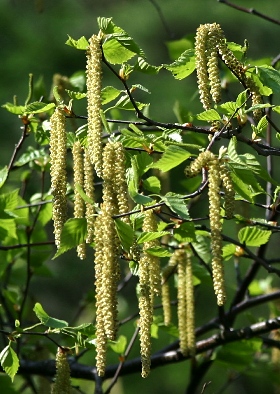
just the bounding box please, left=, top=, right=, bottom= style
left=101, top=86, right=121, bottom=104
left=257, top=66, right=280, bottom=94
left=134, top=57, right=161, bottom=75
left=115, top=219, right=134, bottom=252
left=196, top=109, right=221, bottom=121
left=238, top=227, right=271, bottom=246
left=142, top=176, right=161, bottom=193
left=2, top=103, right=25, bottom=115
left=109, top=335, right=127, bottom=354
left=0, top=167, right=8, bottom=189
left=145, top=246, right=172, bottom=257
left=0, top=345, right=19, bottom=381
left=222, top=243, right=236, bottom=261
left=54, top=218, right=87, bottom=258
left=25, top=102, right=55, bottom=114
left=161, top=194, right=190, bottom=220
left=137, top=231, right=169, bottom=244
left=65, top=35, right=89, bottom=50
left=151, top=145, right=191, bottom=172
left=33, top=303, right=68, bottom=328
left=66, top=90, right=86, bottom=100
left=103, top=38, right=136, bottom=64
left=164, top=49, right=196, bottom=80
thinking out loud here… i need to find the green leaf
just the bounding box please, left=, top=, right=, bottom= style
left=109, top=335, right=127, bottom=354
left=24, top=102, right=55, bottom=114
left=164, top=49, right=196, bottom=80
left=114, top=219, right=134, bottom=252
left=69, top=71, right=86, bottom=92
left=137, top=231, right=169, bottom=244
left=75, top=184, right=94, bottom=205
left=54, top=218, right=87, bottom=258
left=256, top=66, right=280, bottom=94
left=151, top=145, right=191, bottom=172
left=134, top=57, right=161, bottom=75
left=196, top=109, right=221, bottom=121
left=0, top=345, right=19, bottom=382
left=142, top=176, right=161, bottom=193
left=2, top=103, right=26, bottom=115
left=145, top=246, right=172, bottom=257
left=0, top=167, right=8, bottom=189
left=33, top=303, right=68, bottom=328
left=222, top=243, right=236, bottom=261
left=166, top=35, right=194, bottom=61
left=101, top=86, right=121, bottom=105
left=238, top=227, right=271, bottom=246
left=102, top=38, right=136, bottom=64
left=66, top=90, right=86, bottom=100
left=161, top=194, right=190, bottom=220
left=0, top=189, right=19, bottom=216
left=173, top=222, right=196, bottom=243
left=14, top=148, right=46, bottom=167
left=65, top=35, right=89, bottom=50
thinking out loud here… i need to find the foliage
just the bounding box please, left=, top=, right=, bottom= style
left=1, top=2, right=280, bottom=394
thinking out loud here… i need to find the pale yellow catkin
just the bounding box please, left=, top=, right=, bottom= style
left=186, top=252, right=195, bottom=356
left=72, top=141, right=86, bottom=259
left=86, top=34, right=103, bottom=177
left=49, top=108, right=67, bottom=248
left=51, top=348, right=72, bottom=394
left=176, top=249, right=188, bottom=356
left=161, top=252, right=179, bottom=326
left=84, top=148, right=95, bottom=244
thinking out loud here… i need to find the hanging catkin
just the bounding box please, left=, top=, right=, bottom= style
left=86, top=34, right=103, bottom=177
left=49, top=108, right=67, bottom=248
left=84, top=148, right=95, bottom=244
left=72, top=141, right=86, bottom=259
left=51, top=348, right=72, bottom=394
left=138, top=209, right=161, bottom=378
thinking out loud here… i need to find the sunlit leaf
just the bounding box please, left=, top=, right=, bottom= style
left=134, top=57, right=161, bottom=75
left=145, top=246, right=172, bottom=257
left=66, top=90, right=86, bottom=100
left=25, top=102, right=55, bottom=114
left=2, top=103, right=25, bottom=115
left=0, top=167, right=8, bottom=189
left=142, top=176, right=161, bottom=193
left=164, top=49, right=196, bottom=80
left=109, top=335, right=127, bottom=354
left=101, top=86, right=121, bottom=104
left=151, top=145, right=191, bottom=172
left=54, top=218, right=87, bottom=258
left=196, top=109, right=221, bottom=121
left=256, top=65, right=280, bottom=94
left=161, top=193, right=190, bottom=220
left=65, top=35, right=89, bottom=50
left=238, top=227, right=271, bottom=246
left=0, top=345, right=19, bottom=382
left=33, top=303, right=68, bottom=328
left=115, top=219, right=134, bottom=252
left=137, top=231, right=169, bottom=244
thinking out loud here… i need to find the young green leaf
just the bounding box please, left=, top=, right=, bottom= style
left=0, top=167, right=8, bottom=189
left=134, top=57, right=162, bottom=75
left=256, top=66, right=280, bottom=94
left=196, top=109, right=221, bottom=121
left=101, top=86, right=121, bottom=105
left=145, top=246, right=172, bottom=257
left=66, top=90, right=86, bottom=100
left=2, top=103, right=26, bottom=115
left=151, top=145, right=191, bottom=172
left=109, top=335, right=127, bottom=354
left=0, top=345, right=19, bottom=382
left=65, top=35, right=89, bottom=50
left=238, top=227, right=271, bottom=246
left=115, top=219, right=134, bottom=252
left=54, top=218, right=87, bottom=258
left=33, top=303, right=68, bottom=328
left=164, top=49, right=196, bottom=80
left=142, top=176, right=161, bottom=193
left=161, top=194, right=190, bottom=220
left=24, top=102, right=55, bottom=114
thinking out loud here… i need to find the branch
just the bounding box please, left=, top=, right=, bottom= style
left=218, top=0, right=280, bottom=26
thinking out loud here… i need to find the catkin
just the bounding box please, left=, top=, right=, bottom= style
left=49, top=108, right=67, bottom=248
left=51, top=348, right=72, bottom=394
left=219, top=161, right=235, bottom=219
left=72, top=141, right=86, bottom=259
left=84, top=148, right=95, bottom=244
left=186, top=252, right=195, bottom=356
left=161, top=252, right=179, bottom=326
left=86, top=34, right=103, bottom=177
left=177, top=249, right=188, bottom=356
left=139, top=209, right=161, bottom=378
left=185, top=151, right=227, bottom=306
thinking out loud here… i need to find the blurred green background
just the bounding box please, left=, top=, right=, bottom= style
left=1, top=1, right=280, bottom=393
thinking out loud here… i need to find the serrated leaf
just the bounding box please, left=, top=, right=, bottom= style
left=54, top=218, right=87, bottom=258
left=25, top=102, right=55, bottom=114
left=145, top=246, right=172, bottom=257
left=142, top=176, right=161, bottom=193
left=230, top=172, right=255, bottom=202
left=33, top=303, right=68, bottom=328
left=115, top=219, right=134, bottom=252
left=173, top=222, right=196, bottom=243
left=101, top=86, right=121, bottom=104
left=257, top=66, right=280, bottom=94
left=236, top=90, right=248, bottom=107
left=0, top=167, right=8, bottom=189
left=164, top=49, right=196, bottom=80
left=109, top=335, right=127, bottom=354
left=137, top=231, right=169, bottom=244
left=0, top=345, right=19, bottom=382
left=65, top=35, right=89, bottom=50
left=14, top=148, right=46, bottom=167
left=2, top=103, right=25, bottom=115
left=218, top=102, right=238, bottom=116
left=134, top=57, right=161, bottom=74
left=151, top=145, right=191, bottom=172
left=166, top=35, right=194, bottom=61
left=196, top=109, right=221, bottom=121
left=161, top=194, right=190, bottom=220
left=238, top=227, right=271, bottom=246
left=222, top=243, right=236, bottom=261
left=102, top=38, right=136, bottom=64
left=66, top=90, right=86, bottom=100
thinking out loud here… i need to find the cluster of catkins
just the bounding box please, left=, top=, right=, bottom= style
left=185, top=151, right=235, bottom=306
left=195, top=23, right=263, bottom=120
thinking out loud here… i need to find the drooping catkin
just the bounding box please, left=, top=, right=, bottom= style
left=49, top=108, right=67, bottom=248
left=51, top=347, right=72, bottom=394
left=72, top=141, right=86, bottom=259
left=138, top=209, right=161, bottom=378
left=86, top=34, right=103, bottom=177
left=84, top=148, right=95, bottom=244
left=219, top=161, right=235, bottom=219
left=161, top=251, right=179, bottom=326
left=186, top=252, right=195, bottom=356
left=176, top=249, right=188, bottom=356
left=195, top=23, right=263, bottom=120
left=185, top=151, right=227, bottom=306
